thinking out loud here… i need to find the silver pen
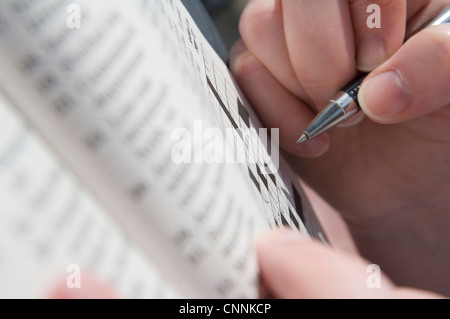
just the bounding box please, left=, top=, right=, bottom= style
left=297, top=5, right=450, bottom=144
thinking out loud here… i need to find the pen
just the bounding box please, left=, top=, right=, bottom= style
left=297, top=5, right=450, bottom=144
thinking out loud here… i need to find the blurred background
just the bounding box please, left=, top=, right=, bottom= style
left=202, top=0, right=249, bottom=50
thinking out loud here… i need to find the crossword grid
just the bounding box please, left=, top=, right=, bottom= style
left=201, top=46, right=308, bottom=234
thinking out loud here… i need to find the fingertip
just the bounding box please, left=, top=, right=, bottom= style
left=256, top=228, right=313, bottom=270
left=48, top=272, right=118, bottom=299
left=358, top=70, right=412, bottom=123
left=255, top=228, right=313, bottom=297
left=256, top=228, right=309, bottom=251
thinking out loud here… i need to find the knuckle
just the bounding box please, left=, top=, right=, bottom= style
left=297, top=66, right=355, bottom=89
left=239, top=0, right=280, bottom=46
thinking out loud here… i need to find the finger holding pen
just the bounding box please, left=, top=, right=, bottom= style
left=234, top=1, right=450, bottom=157
left=235, top=0, right=411, bottom=157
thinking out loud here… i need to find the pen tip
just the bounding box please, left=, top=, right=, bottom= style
left=297, top=134, right=308, bottom=144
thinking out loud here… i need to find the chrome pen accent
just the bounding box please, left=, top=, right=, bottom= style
left=297, top=75, right=363, bottom=143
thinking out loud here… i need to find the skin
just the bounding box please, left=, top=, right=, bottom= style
left=230, top=0, right=450, bottom=297
left=48, top=272, right=118, bottom=299
left=256, top=229, right=444, bottom=298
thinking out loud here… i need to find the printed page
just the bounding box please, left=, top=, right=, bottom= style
left=0, top=0, right=327, bottom=298
left=0, top=91, right=178, bottom=298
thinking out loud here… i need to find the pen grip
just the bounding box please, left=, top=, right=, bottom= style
left=342, top=73, right=366, bottom=104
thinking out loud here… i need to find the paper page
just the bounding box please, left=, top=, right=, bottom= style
left=0, top=0, right=327, bottom=298
left=0, top=92, right=177, bottom=298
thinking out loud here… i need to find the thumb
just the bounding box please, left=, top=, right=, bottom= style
left=256, top=229, right=443, bottom=299
left=357, top=24, right=450, bottom=124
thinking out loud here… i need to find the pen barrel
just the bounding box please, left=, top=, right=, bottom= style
left=342, top=73, right=366, bottom=105
left=427, top=5, right=450, bottom=27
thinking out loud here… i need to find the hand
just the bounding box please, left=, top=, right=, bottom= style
left=230, top=0, right=450, bottom=295
left=257, top=229, right=445, bottom=299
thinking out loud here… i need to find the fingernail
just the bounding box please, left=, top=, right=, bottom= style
left=229, top=40, right=248, bottom=72
left=357, top=36, right=387, bottom=72
left=358, top=71, right=412, bottom=122
left=229, top=39, right=246, bottom=61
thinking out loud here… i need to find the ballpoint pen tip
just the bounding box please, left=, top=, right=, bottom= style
left=297, top=134, right=308, bottom=144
